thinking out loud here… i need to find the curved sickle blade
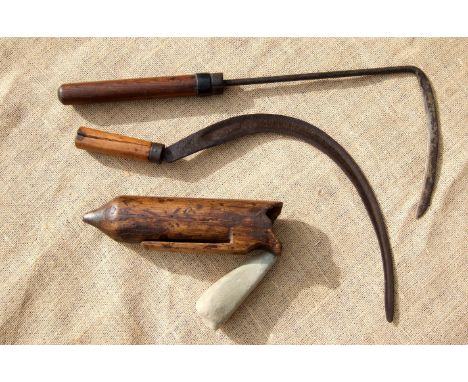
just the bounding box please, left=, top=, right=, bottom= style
left=163, top=113, right=395, bottom=322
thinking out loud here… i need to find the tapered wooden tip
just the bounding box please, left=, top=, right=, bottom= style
left=82, top=208, right=105, bottom=229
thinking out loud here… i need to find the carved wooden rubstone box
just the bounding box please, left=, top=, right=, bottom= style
left=83, top=196, right=283, bottom=255
left=83, top=196, right=284, bottom=329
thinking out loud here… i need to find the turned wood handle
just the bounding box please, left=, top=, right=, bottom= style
left=75, top=127, right=164, bottom=162
left=58, top=73, right=224, bottom=104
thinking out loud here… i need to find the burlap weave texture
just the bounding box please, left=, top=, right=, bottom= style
left=0, top=38, right=466, bottom=344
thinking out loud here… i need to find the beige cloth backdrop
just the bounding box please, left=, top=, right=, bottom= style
left=0, top=38, right=466, bottom=344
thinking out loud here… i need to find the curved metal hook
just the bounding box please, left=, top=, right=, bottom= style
left=162, top=113, right=395, bottom=322
left=226, top=66, right=439, bottom=218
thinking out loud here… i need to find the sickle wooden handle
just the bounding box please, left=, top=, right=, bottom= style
left=75, top=127, right=164, bottom=162
left=58, top=73, right=224, bottom=104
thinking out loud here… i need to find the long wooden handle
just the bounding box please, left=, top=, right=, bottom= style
left=58, top=73, right=224, bottom=104
left=75, top=127, right=164, bottom=162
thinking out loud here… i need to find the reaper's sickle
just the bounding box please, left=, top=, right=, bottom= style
left=77, top=114, right=395, bottom=323
left=62, top=66, right=439, bottom=218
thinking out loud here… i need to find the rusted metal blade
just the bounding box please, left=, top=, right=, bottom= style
left=163, top=113, right=395, bottom=322
left=225, top=66, right=439, bottom=218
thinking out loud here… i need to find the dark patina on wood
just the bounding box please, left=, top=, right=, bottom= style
left=58, top=73, right=224, bottom=104
left=83, top=196, right=282, bottom=255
